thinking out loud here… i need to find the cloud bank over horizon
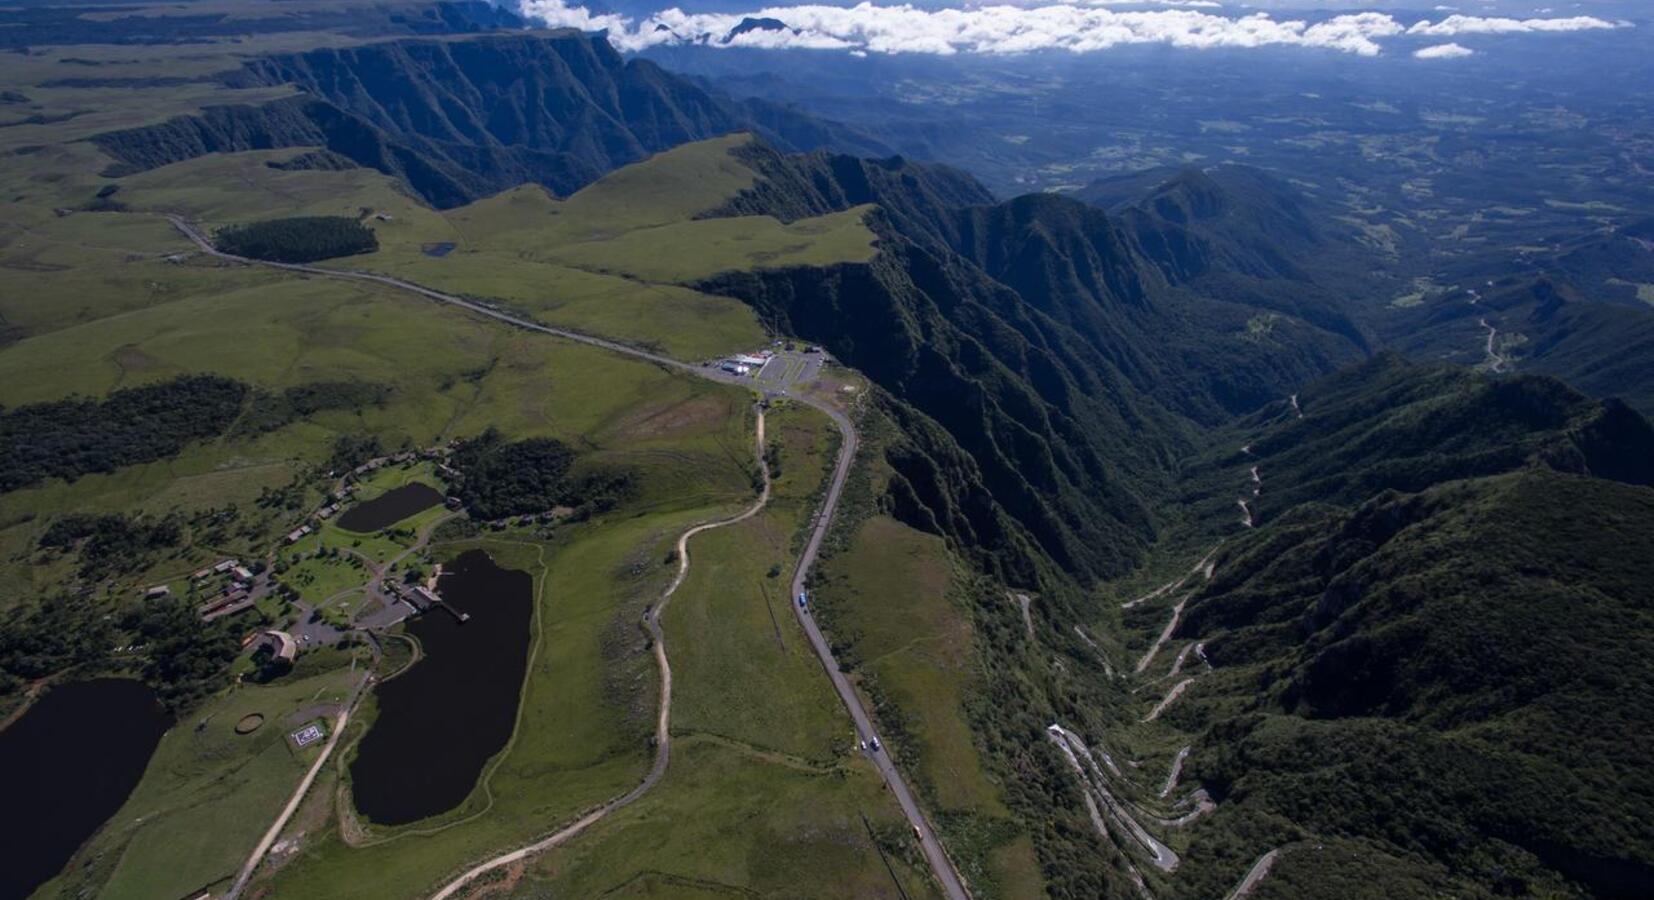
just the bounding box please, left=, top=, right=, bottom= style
left=516, top=1, right=1627, bottom=57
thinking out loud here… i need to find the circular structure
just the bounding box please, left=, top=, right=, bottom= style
left=235, top=713, right=266, bottom=735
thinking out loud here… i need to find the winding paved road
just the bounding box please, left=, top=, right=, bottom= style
left=168, top=217, right=968, bottom=900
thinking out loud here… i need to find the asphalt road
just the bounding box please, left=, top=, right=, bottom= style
left=168, top=217, right=969, bottom=900
left=786, top=403, right=971, bottom=900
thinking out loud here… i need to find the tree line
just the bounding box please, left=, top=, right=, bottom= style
left=450, top=429, right=631, bottom=520
left=0, top=375, right=245, bottom=494
left=214, top=215, right=378, bottom=263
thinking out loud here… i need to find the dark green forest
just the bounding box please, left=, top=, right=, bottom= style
left=0, top=375, right=245, bottom=493
left=213, top=215, right=378, bottom=263
left=450, top=430, right=630, bottom=520
left=1148, top=359, right=1654, bottom=899
left=236, top=380, right=391, bottom=434
left=0, top=594, right=240, bottom=712
left=0, top=376, right=403, bottom=495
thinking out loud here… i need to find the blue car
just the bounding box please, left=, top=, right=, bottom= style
left=797, top=592, right=808, bottom=608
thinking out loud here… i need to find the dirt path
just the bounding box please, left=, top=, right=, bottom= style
left=1165, top=642, right=1196, bottom=680
left=1144, top=678, right=1194, bottom=723
left=1224, top=848, right=1282, bottom=900
left=1047, top=725, right=1180, bottom=872
left=1074, top=626, right=1116, bottom=678
left=169, top=215, right=969, bottom=900
left=1289, top=394, right=1303, bottom=419
left=427, top=409, right=771, bottom=900
left=1136, top=597, right=1188, bottom=674
left=1122, top=546, right=1218, bottom=611
left=1479, top=317, right=1509, bottom=373
left=1159, top=746, right=1191, bottom=799
left=226, top=669, right=372, bottom=900
left=1012, top=592, right=1035, bottom=639
left=1237, top=499, right=1254, bottom=528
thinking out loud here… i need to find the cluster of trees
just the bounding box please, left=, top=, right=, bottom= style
left=213, top=215, right=378, bottom=263
left=237, top=380, right=392, bottom=434
left=0, top=595, right=113, bottom=695
left=0, top=375, right=246, bottom=493
left=450, top=429, right=630, bottom=520
left=327, top=434, right=384, bottom=472
left=0, top=595, right=239, bottom=712
left=39, top=513, right=182, bottom=577
left=130, top=599, right=241, bottom=710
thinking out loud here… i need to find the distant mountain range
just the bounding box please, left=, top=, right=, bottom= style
left=90, top=30, right=886, bottom=207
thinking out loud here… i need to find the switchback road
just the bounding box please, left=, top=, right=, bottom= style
left=168, top=217, right=968, bottom=900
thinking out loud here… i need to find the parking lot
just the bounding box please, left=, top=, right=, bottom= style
left=751, top=349, right=825, bottom=392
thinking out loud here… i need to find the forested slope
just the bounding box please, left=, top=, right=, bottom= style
left=1147, top=356, right=1654, bottom=898
left=697, top=140, right=1365, bottom=583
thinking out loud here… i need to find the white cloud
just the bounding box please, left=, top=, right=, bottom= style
left=517, top=2, right=1627, bottom=58
left=1413, top=42, right=1474, bottom=59
left=1406, top=14, right=1619, bottom=37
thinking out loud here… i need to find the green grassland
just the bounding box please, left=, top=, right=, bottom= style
left=256, top=399, right=942, bottom=899
left=816, top=515, right=1045, bottom=900
left=327, top=135, right=876, bottom=359
left=9, top=135, right=875, bottom=362
left=662, top=400, right=849, bottom=760
left=279, top=550, right=373, bottom=608
left=2, top=49, right=911, bottom=900
left=41, top=655, right=366, bottom=900
left=521, top=738, right=933, bottom=899
left=260, top=510, right=737, bottom=896
left=496, top=401, right=938, bottom=897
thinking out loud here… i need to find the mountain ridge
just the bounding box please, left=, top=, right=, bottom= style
left=89, top=30, right=887, bottom=208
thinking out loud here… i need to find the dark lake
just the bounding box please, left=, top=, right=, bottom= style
left=421, top=242, right=456, bottom=258
left=0, top=679, right=171, bottom=900
left=336, top=481, right=444, bottom=532
left=349, top=549, right=533, bottom=825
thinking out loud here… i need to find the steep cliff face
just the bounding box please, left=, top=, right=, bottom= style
left=90, top=31, right=885, bottom=207
left=225, top=34, right=740, bottom=177
left=699, top=227, right=1173, bottom=583
left=694, top=143, right=1366, bottom=580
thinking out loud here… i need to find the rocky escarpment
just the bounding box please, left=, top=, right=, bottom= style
left=90, top=31, right=884, bottom=207
left=696, top=144, right=1367, bottom=581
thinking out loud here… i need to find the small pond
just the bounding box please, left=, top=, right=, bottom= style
left=421, top=242, right=456, bottom=258
left=336, top=482, right=445, bottom=533
left=349, top=549, right=533, bottom=825
left=0, top=678, right=171, bottom=899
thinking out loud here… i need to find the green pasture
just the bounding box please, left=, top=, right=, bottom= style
left=522, top=738, right=936, bottom=899
left=662, top=401, right=848, bottom=760
left=40, top=660, right=364, bottom=900
left=817, top=515, right=1045, bottom=897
